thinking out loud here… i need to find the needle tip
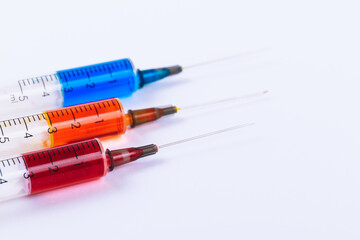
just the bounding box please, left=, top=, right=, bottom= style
left=158, top=122, right=254, bottom=149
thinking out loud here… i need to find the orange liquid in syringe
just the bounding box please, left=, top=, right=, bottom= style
left=44, top=98, right=127, bottom=146
left=0, top=95, right=177, bottom=157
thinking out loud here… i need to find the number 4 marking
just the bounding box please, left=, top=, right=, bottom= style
left=24, top=132, right=33, bottom=138
left=0, top=178, right=8, bottom=184
left=43, top=92, right=50, bottom=97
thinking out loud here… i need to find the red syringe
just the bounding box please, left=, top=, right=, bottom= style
left=0, top=123, right=253, bottom=201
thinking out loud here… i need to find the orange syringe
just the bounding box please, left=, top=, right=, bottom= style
left=0, top=91, right=267, bottom=156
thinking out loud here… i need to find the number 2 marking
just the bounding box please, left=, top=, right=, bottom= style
left=71, top=122, right=81, bottom=129
left=86, top=82, right=95, bottom=88
left=48, top=165, right=59, bottom=173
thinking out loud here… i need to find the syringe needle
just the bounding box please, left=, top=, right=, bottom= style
left=125, top=91, right=268, bottom=128
left=183, top=48, right=270, bottom=69
left=158, top=122, right=254, bottom=149
left=178, top=90, right=268, bottom=111
left=107, top=123, right=254, bottom=169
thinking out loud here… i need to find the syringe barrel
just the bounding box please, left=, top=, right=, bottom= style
left=57, top=59, right=139, bottom=106
left=45, top=98, right=127, bottom=146
left=0, top=74, right=64, bottom=117
left=0, top=98, right=127, bottom=157
left=0, top=139, right=108, bottom=200
left=24, top=139, right=108, bottom=195
left=0, top=59, right=139, bottom=116
left=0, top=155, right=31, bottom=201
left=0, top=139, right=157, bottom=200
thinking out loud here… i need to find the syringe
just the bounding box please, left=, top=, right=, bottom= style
left=0, top=58, right=181, bottom=116
left=0, top=123, right=253, bottom=201
left=0, top=49, right=263, bottom=116
left=0, top=91, right=266, bottom=157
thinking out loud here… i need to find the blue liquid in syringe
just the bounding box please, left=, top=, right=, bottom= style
left=0, top=58, right=182, bottom=115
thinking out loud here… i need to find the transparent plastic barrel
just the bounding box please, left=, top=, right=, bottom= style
left=0, top=113, right=51, bottom=157
left=0, top=155, right=30, bottom=201
left=0, top=73, right=64, bottom=117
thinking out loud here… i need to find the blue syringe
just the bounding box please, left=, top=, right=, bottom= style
left=0, top=58, right=181, bottom=115
left=0, top=49, right=263, bottom=116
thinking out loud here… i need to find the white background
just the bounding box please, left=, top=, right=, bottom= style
left=1, top=0, right=360, bottom=239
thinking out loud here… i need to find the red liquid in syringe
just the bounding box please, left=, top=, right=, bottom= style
left=0, top=123, right=252, bottom=201
left=0, top=139, right=157, bottom=200
left=23, top=139, right=107, bottom=194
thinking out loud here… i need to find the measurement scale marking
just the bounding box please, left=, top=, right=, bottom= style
left=85, top=70, right=91, bottom=81
left=23, top=118, right=28, bottom=131
left=94, top=104, right=99, bottom=117
left=70, top=108, right=76, bottom=122
left=41, top=77, right=46, bottom=90
left=18, top=81, right=24, bottom=94
left=106, top=64, right=113, bottom=77
left=46, top=151, right=53, bottom=164
left=94, top=140, right=102, bottom=154
left=71, top=146, right=78, bottom=159
left=45, top=112, right=52, bottom=126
